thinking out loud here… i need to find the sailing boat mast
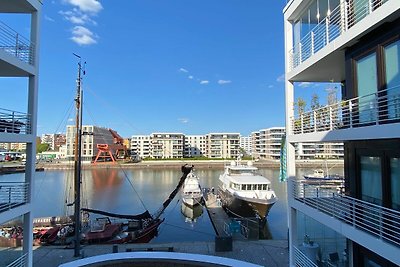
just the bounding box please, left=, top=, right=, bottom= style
left=73, top=56, right=83, bottom=257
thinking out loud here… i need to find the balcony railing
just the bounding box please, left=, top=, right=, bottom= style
left=0, top=21, right=35, bottom=65
left=293, top=246, right=318, bottom=267
left=291, top=179, right=400, bottom=246
left=0, top=108, right=31, bottom=134
left=0, top=182, right=29, bottom=214
left=289, top=0, right=390, bottom=70
left=291, top=86, right=400, bottom=135
left=6, top=253, right=28, bottom=267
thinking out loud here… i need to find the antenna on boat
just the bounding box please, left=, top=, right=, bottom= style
left=73, top=53, right=85, bottom=257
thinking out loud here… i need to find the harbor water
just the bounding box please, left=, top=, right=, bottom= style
left=1, top=165, right=343, bottom=243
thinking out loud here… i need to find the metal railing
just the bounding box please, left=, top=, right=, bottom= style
left=291, top=179, right=400, bottom=246
left=0, top=108, right=31, bottom=134
left=294, top=246, right=318, bottom=267
left=289, top=0, right=390, bottom=70
left=7, top=253, right=28, bottom=267
left=0, top=182, right=29, bottom=214
left=291, top=85, right=400, bottom=135
left=0, top=21, right=35, bottom=65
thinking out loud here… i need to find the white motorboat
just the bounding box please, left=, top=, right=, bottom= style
left=181, top=171, right=203, bottom=207
left=218, top=159, right=277, bottom=220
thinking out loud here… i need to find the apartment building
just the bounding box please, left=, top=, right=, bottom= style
left=296, top=142, right=344, bottom=160
left=205, top=133, right=240, bottom=159
left=284, top=0, right=400, bottom=266
left=0, top=1, right=41, bottom=266
left=239, top=135, right=252, bottom=155
left=184, top=135, right=206, bottom=158
left=66, top=125, right=115, bottom=162
left=131, top=135, right=151, bottom=159
left=41, top=133, right=66, bottom=151
left=150, top=133, right=184, bottom=159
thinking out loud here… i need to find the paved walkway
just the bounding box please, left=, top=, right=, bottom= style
left=2, top=240, right=288, bottom=266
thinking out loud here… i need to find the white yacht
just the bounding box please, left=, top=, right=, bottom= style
left=181, top=171, right=203, bottom=207
left=218, top=159, right=277, bottom=220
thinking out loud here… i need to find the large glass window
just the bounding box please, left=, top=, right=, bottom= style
left=356, top=52, right=378, bottom=123
left=384, top=41, right=400, bottom=119
left=390, top=158, right=400, bottom=211
left=360, top=156, right=382, bottom=205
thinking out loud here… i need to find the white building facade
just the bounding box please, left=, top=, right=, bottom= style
left=284, top=0, right=400, bottom=266
left=205, top=133, right=240, bottom=159
left=184, top=135, right=206, bottom=158
left=150, top=133, right=185, bottom=159
left=239, top=136, right=252, bottom=155
left=0, top=1, right=41, bottom=266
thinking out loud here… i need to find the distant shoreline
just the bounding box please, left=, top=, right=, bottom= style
left=38, top=159, right=344, bottom=170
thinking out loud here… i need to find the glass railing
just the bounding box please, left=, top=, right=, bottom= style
left=0, top=182, right=29, bottom=214
left=0, top=21, right=35, bottom=65
left=0, top=108, right=31, bottom=134
left=291, top=85, right=400, bottom=135
left=291, top=179, right=400, bottom=247
left=289, top=0, right=390, bottom=70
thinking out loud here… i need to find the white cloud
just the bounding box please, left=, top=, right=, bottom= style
left=299, top=82, right=312, bottom=88
left=45, top=15, right=55, bottom=22
left=268, top=85, right=274, bottom=88
left=218, top=80, right=231, bottom=85
left=188, top=75, right=193, bottom=79
left=71, top=26, right=97, bottom=45
left=59, top=9, right=96, bottom=25
left=178, top=118, right=189, bottom=124
left=64, top=0, right=103, bottom=14
left=179, top=68, right=188, bottom=73
left=200, top=80, right=209, bottom=85
left=276, top=74, right=285, bottom=82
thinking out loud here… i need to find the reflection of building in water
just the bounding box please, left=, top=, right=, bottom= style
left=90, top=168, right=122, bottom=189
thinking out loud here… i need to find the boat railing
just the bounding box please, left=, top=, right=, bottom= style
left=0, top=182, right=29, bottom=214
left=291, top=179, right=400, bottom=247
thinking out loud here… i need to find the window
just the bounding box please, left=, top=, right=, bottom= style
left=241, top=184, right=246, bottom=190
left=360, top=156, right=382, bottom=205
left=246, top=184, right=251, bottom=190
left=384, top=40, right=400, bottom=120
left=356, top=52, right=378, bottom=123
left=390, top=158, right=400, bottom=211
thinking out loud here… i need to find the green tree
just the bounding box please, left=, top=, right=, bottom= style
left=37, top=143, right=49, bottom=153
left=294, top=97, right=306, bottom=115
left=311, top=94, right=321, bottom=110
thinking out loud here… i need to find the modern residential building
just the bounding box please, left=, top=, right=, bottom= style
left=65, top=125, right=115, bottom=162
left=239, top=135, right=252, bottom=155
left=131, top=135, right=151, bottom=159
left=41, top=133, right=66, bottom=151
left=296, top=142, right=344, bottom=160
left=150, top=133, right=185, bottom=159
left=205, top=133, right=240, bottom=159
left=184, top=135, right=206, bottom=158
left=0, top=142, right=27, bottom=152
left=284, top=0, right=400, bottom=266
left=0, top=1, right=41, bottom=266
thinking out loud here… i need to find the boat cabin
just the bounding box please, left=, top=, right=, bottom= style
left=230, top=182, right=271, bottom=191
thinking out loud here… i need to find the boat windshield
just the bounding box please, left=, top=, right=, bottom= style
left=229, top=169, right=258, bottom=175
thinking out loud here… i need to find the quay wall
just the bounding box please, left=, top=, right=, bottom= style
left=38, top=159, right=343, bottom=170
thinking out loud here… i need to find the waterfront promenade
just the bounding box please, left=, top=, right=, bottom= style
left=1, top=240, right=288, bottom=266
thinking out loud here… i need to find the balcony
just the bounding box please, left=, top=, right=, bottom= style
left=0, top=182, right=29, bottom=214
left=0, top=20, right=35, bottom=65
left=290, top=86, right=400, bottom=142
left=0, top=108, right=31, bottom=135
left=288, top=0, right=397, bottom=81
left=291, top=179, right=400, bottom=263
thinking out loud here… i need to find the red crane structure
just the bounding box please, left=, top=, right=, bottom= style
left=92, top=129, right=129, bottom=164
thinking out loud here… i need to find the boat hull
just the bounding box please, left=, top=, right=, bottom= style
left=182, top=195, right=203, bottom=207
left=218, top=188, right=276, bottom=220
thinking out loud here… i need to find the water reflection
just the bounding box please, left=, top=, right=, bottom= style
left=22, top=166, right=342, bottom=243
left=181, top=203, right=203, bottom=223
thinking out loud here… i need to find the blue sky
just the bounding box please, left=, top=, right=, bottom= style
left=2, top=0, right=338, bottom=137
